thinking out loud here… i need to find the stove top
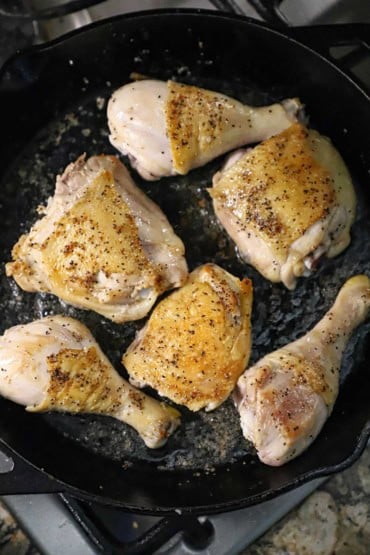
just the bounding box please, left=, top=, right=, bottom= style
left=3, top=478, right=326, bottom=554
left=0, top=2, right=369, bottom=554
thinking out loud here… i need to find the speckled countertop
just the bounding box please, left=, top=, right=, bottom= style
left=243, top=445, right=370, bottom=555
left=0, top=503, right=37, bottom=555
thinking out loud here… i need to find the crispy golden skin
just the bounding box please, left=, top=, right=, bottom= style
left=211, top=123, right=335, bottom=259
left=123, top=263, right=253, bottom=411
left=108, top=79, right=300, bottom=180
left=210, top=123, right=356, bottom=287
left=35, top=346, right=124, bottom=413
left=165, top=80, right=299, bottom=176
left=6, top=155, right=187, bottom=322
left=37, top=171, right=157, bottom=302
left=0, top=315, right=180, bottom=448
left=166, top=80, right=244, bottom=175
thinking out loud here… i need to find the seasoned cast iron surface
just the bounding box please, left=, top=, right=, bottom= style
left=1, top=75, right=370, bottom=472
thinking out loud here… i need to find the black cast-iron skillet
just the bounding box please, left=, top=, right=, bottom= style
left=0, top=9, right=369, bottom=516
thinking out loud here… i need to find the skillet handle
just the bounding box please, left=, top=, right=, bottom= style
left=285, top=23, right=370, bottom=94
left=0, top=442, right=61, bottom=494
left=286, top=23, right=369, bottom=53
left=0, top=443, right=213, bottom=554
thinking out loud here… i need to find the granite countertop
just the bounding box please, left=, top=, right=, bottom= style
left=243, top=445, right=370, bottom=555
left=0, top=503, right=38, bottom=555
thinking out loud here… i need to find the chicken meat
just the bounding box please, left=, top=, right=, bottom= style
left=123, top=263, right=253, bottom=411
left=6, top=155, right=188, bottom=323
left=209, top=123, right=356, bottom=289
left=0, top=315, right=180, bottom=448
left=234, top=275, right=370, bottom=466
left=107, top=79, right=302, bottom=180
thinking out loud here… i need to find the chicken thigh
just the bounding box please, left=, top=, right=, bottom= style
left=0, top=316, right=180, bottom=448
left=234, top=275, right=370, bottom=466
left=123, top=264, right=253, bottom=411
left=107, top=79, right=302, bottom=180
left=6, top=155, right=188, bottom=323
left=209, top=123, right=356, bottom=289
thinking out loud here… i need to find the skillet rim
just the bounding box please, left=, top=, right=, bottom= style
left=0, top=8, right=369, bottom=514
left=0, top=8, right=369, bottom=101
left=0, top=422, right=369, bottom=515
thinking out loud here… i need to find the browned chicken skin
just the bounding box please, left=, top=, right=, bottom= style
left=234, top=275, right=370, bottom=466
left=0, top=316, right=180, bottom=448
left=107, top=79, right=301, bottom=180
left=123, top=264, right=253, bottom=411
left=6, top=155, right=188, bottom=322
left=210, top=123, right=356, bottom=288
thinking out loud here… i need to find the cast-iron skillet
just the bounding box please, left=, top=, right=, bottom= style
left=0, top=9, right=369, bottom=515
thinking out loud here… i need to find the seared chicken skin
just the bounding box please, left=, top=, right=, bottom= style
left=123, top=264, right=253, bottom=411
left=234, top=275, right=370, bottom=466
left=0, top=316, right=180, bottom=448
left=210, top=123, right=356, bottom=289
left=6, top=155, right=187, bottom=323
left=107, top=79, right=301, bottom=180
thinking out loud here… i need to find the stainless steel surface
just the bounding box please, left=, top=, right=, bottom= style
left=34, top=0, right=370, bottom=42
left=0, top=450, right=14, bottom=474
left=283, top=0, right=370, bottom=24
left=3, top=494, right=98, bottom=555
left=34, top=2, right=211, bottom=41
left=156, top=479, right=327, bottom=554
left=1, top=478, right=327, bottom=555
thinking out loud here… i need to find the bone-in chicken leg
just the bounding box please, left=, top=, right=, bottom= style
left=107, top=79, right=301, bottom=180
left=234, top=275, right=370, bottom=466
left=0, top=316, right=180, bottom=448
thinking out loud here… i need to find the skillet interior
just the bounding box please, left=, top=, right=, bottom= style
left=0, top=10, right=369, bottom=513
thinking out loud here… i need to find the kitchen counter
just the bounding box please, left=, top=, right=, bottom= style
left=0, top=501, right=38, bottom=555
left=244, top=444, right=370, bottom=555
